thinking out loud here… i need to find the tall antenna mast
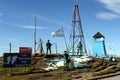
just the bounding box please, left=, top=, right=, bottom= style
left=69, top=5, right=87, bottom=55
left=34, top=16, right=37, bottom=54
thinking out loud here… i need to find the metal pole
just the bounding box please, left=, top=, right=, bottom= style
left=52, top=42, right=58, bottom=54
left=72, top=6, right=76, bottom=55
left=54, top=43, right=57, bottom=54
left=34, top=16, right=37, bottom=54
left=10, top=43, right=11, bottom=53
left=9, top=43, right=12, bottom=76
left=62, top=27, right=68, bottom=51
left=63, top=35, right=68, bottom=51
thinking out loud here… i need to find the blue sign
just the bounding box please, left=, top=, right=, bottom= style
left=3, top=53, right=31, bottom=68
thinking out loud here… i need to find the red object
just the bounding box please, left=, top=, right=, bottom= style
left=19, top=47, right=32, bottom=54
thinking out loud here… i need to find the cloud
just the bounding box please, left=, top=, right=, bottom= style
left=98, top=0, right=120, bottom=14
left=0, top=46, right=8, bottom=49
left=0, top=21, right=49, bottom=30
left=96, top=12, right=119, bottom=20
left=8, top=39, right=19, bottom=42
left=18, top=25, right=49, bottom=30
left=37, top=16, right=70, bottom=28
left=97, top=0, right=120, bottom=20
left=0, top=14, right=69, bottom=29
left=0, top=20, right=12, bottom=24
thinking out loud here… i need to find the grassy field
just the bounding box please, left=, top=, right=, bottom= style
left=0, top=55, right=120, bottom=80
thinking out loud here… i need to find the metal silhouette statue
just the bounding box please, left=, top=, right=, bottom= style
left=64, top=50, right=71, bottom=70
left=46, top=40, right=52, bottom=54
left=37, top=39, right=44, bottom=54
left=77, top=41, right=83, bottom=55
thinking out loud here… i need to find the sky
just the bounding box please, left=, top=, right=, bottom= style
left=0, top=0, right=120, bottom=56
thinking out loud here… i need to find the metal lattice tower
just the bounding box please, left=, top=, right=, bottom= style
left=69, top=5, right=87, bottom=55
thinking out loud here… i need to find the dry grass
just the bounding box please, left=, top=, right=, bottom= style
left=1, top=55, right=120, bottom=80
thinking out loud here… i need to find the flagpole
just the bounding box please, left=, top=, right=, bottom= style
left=52, top=27, right=68, bottom=52
left=34, top=16, right=37, bottom=54
left=64, top=35, right=68, bottom=51
left=62, top=27, right=68, bottom=51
